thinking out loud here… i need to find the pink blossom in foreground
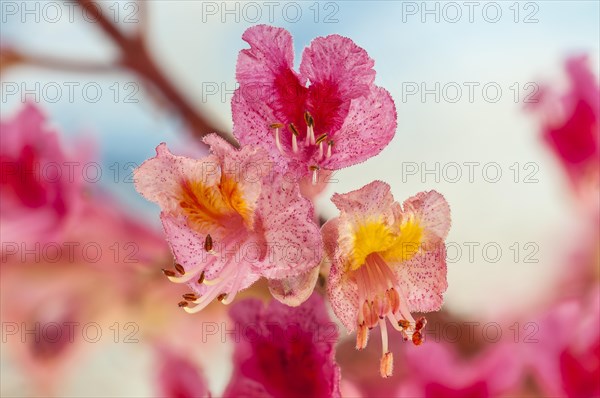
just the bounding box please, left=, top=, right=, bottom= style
left=530, top=55, right=599, bottom=203
left=155, top=346, right=211, bottom=398
left=0, top=104, right=83, bottom=246
left=523, top=287, right=600, bottom=397
left=322, top=181, right=450, bottom=377
left=232, top=25, right=396, bottom=182
left=134, top=134, right=322, bottom=312
left=223, top=293, right=341, bottom=398
left=397, top=342, right=523, bottom=398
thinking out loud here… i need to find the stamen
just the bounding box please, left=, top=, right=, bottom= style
left=177, top=301, right=189, bottom=308
left=326, top=140, right=333, bottom=159
left=292, top=134, right=298, bottom=153
left=204, top=234, right=213, bottom=253
left=387, top=288, right=400, bottom=314
left=318, top=141, right=323, bottom=160
left=274, top=126, right=283, bottom=154
left=379, top=319, right=393, bottom=377
left=356, top=322, right=369, bottom=350
left=412, top=331, right=424, bottom=346
left=380, top=352, right=393, bottom=378
left=217, top=293, right=227, bottom=302
left=174, top=263, right=185, bottom=275
left=304, top=111, right=315, bottom=145
left=162, top=269, right=176, bottom=277
left=182, top=293, right=198, bottom=301
left=309, top=165, right=319, bottom=185
left=197, top=271, right=205, bottom=284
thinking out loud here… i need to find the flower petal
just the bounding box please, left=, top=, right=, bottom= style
left=323, top=86, right=397, bottom=170
left=236, top=25, right=307, bottom=129
left=402, top=190, right=451, bottom=245
left=395, top=244, right=448, bottom=313
left=252, top=175, right=322, bottom=280
left=268, top=263, right=321, bottom=307
left=300, top=34, right=376, bottom=135
left=331, top=180, right=395, bottom=221
left=232, top=89, right=289, bottom=173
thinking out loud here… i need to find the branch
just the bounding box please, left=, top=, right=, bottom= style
left=74, top=0, right=238, bottom=147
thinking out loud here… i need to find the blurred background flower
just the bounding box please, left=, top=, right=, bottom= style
left=1, top=1, right=598, bottom=397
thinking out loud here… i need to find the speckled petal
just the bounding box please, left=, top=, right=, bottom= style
left=323, top=86, right=397, bottom=170
left=395, top=244, right=448, bottom=313
left=253, top=175, right=322, bottom=280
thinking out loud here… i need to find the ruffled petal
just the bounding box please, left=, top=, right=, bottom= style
left=253, top=175, right=322, bottom=280
left=300, top=34, right=376, bottom=135
left=232, top=89, right=289, bottom=173
left=133, top=143, right=220, bottom=215
left=395, top=244, right=448, bottom=313
left=402, top=190, right=451, bottom=246
left=331, top=180, right=395, bottom=221
left=323, top=86, right=396, bottom=170
left=236, top=25, right=307, bottom=129
left=326, top=246, right=359, bottom=332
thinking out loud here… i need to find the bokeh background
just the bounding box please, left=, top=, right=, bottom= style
left=1, top=1, right=598, bottom=397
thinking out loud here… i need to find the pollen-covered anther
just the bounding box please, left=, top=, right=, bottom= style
left=356, top=322, right=369, bottom=350
left=204, top=234, right=214, bottom=253
left=197, top=271, right=205, bottom=284
left=380, top=352, right=393, bottom=378
left=326, top=140, right=333, bottom=159
left=177, top=300, right=189, bottom=308
left=412, top=330, right=424, bottom=346
left=398, top=319, right=411, bottom=330
left=387, top=288, right=400, bottom=314
left=174, top=263, right=185, bottom=275
left=182, top=293, right=198, bottom=301
left=289, top=123, right=299, bottom=153
left=363, top=300, right=378, bottom=329
left=415, top=317, right=427, bottom=332
left=162, top=268, right=176, bottom=277
left=217, top=293, right=228, bottom=302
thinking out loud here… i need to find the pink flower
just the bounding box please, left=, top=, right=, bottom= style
left=134, top=134, right=323, bottom=312
left=155, top=346, right=211, bottom=398
left=530, top=55, right=599, bottom=201
left=322, top=181, right=450, bottom=377
left=223, top=293, right=341, bottom=398
left=396, top=342, right=524, bottom=398
left=232, top=25, right=396, bottom=181
left=0, top=104, right=83, bottom=246
left=524, top=288, right=600, bottom=397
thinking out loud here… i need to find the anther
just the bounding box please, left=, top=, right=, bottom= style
left=197, top=271, right=205, bottom=284
left=174, top=263, right=185, bottom=275
left=270, top=123, right=284, bottom=129
left=412, top=331, right=424, bottom=346
left=398, top=319, right=411, bottom=330
left=380, top=352, right=393, bottom=378
left=304, top=111, right=314, bottom=127
left=204, top=234, right=213, bottom=252
left=182, top=293, right=198, bottom=301
left=162, top=269, right=176, bottom=277
left=217, top=293, right=227, bottom=302
left=177, top=301, right=189, bottom=308
left=356, top=322, right=369, bottom=350
left=415, top=317, right=427, bottom=332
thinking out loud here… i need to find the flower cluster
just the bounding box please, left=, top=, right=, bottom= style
left=134, top=24, right=451, bottom=378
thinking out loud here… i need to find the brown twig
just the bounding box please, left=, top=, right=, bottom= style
left=74, top=0, right=237, bottom=147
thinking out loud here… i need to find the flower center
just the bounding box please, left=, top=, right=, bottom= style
left=349, top=218, right=424, bottom=272
left=270, top=111, right=335, bottom=183
left=178, top=174, right=250, bottom=234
